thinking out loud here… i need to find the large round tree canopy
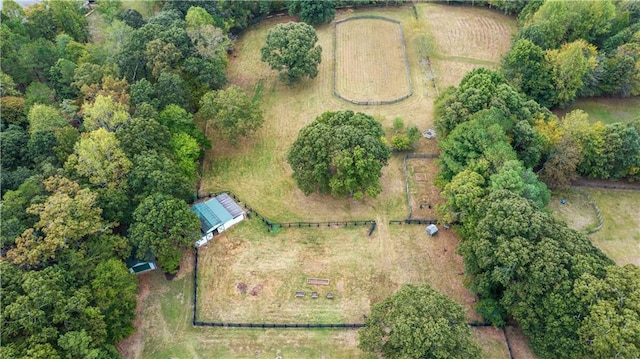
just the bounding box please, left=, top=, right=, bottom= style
left=287, top=110, right=391, bottom=199
left=358, top=284, right=482, bottom=359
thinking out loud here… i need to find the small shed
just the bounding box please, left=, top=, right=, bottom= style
left=126, top=256, right=156, bottom=275
left=191, top=194, right=245, bottom=236
left=426, top=224, right=438, bottom=236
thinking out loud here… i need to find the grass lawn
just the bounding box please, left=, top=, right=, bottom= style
left=548, top=189, right=599, bottom=233
left=119, top=0, right=158, bottom=19
left=548, top=188, right=640, bottom=266
left=586, top=189, right=640, bottom=266
left=553, top=97, right=640, bottom=124
left=122, top=4, right=539, bottom=358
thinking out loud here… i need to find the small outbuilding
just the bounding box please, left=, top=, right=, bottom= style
left=191, top=193, right=245, bottom=237
left=426, top=224, right=438, bottom=236
left=126, top=255, right=156, bottom=275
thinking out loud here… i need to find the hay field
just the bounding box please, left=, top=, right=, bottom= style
left=334, top=18, right=411, bottom=103
left=417, top=3, right=517, bottom=87
left=196, top=218, right=481, bottom=324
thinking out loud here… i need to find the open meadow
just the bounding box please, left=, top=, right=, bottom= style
left=552, top=96, right=640, bottom=124
left=123, top=4, right=538, bottom=358
left=549, top=188, right=640, bottom=266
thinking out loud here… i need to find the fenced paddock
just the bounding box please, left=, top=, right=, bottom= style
left=193, top=219, right=461, bottom=325
left=334, top=16, right=413, bottom=105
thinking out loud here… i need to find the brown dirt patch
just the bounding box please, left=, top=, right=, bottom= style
left=406, top=158, right=442, bottom=219
left=473, top=326, right=510, bottom=359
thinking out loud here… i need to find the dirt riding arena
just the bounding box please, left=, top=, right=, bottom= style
left=334, top=16, right=412, bottom=104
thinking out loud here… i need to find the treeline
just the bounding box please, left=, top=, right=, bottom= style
left=502, top=0, right=640, bottom=107
left=0, top=0, right=269, bottom=357
left=435, top=68, right=640, bottom=358
left=436, top=70, right=640, bottom=185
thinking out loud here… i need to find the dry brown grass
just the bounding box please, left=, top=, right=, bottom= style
left=406, top=157, right=443, bottom=219
left=548, top=189, right=599, bottom=232
left=418, top=3, right=516, bottom=63
left=586, top=189, right=640, bottom=266
left=335, top=18, right=411, bottom=103
left=473, top=327, right=510, bottom=359
left=505, top=326, right=538, bottom=359
left=206, top=7, right=436, bottom=222
left=196, top=219, right=482, bottom=324
left=417, top=3, right=517, bottom=88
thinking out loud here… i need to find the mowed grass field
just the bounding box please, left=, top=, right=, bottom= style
left=553, top=96, right=640, bottom=124
left=417, top=3, right=517, bottom=87
left=548, top=189, right=599, bottom=233
left=122, top=4, right=537, bottom=358
left=335, top=18, right=411, bottom=103
left=549, top=189, right=640, bottom=267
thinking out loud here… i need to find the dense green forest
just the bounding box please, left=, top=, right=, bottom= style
left=434, top=1, right=640, bottom=357
left=1, top=0, right=639, bottom=358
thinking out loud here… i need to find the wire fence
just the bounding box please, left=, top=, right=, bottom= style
left=193, top=322, right=365, bottom=329
left=198, top=192, right=375, bottom=233
left=333, top=15, right=413, bottom=105
left=503, top=327, right=515, bottom=359
left=389, top=218, right=438, bottom=225
left=571, top=181, right=640, bottom=191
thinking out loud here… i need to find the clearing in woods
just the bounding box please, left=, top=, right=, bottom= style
left=548, top=188, right=640, bottom=267
left=334, top=17, right=412, bottom=103
left=123, top=4, right=536, bottom=359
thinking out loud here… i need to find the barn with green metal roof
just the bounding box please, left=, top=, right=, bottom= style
left=191, top=193, right=245, bottom=246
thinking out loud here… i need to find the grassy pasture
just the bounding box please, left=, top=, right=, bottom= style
left=552, top=96, right=640, bottom=124
left=587, top=189, right=640, bottom=266
left=548, top=189, right=640, bottom=266
left=334, top=17, right=412, bottom=103
left=416, top=3, right=517, bottom=87
left=122, top=4, right=541, bottom=358
left=196, top=218, right=481, bottom=325
left=548, top=189, right=599, bottom=233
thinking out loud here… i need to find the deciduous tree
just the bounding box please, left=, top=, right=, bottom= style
left=82, top=95, right=131, bottom=132
left=27, top=104, right=68, bottom=134
left=66, top=128, right=132, bottom=189
left=287, top=0, right=336, bottom=25
left=197, top=85, right=264, bottom=145
left=261, top=22, right=322, bottom=84
left=6, top=176, right=105, bottom=267
left=359, top=284, right=481, bottom=359
left=129, top=194, right=200, bottom=274
left=287, top=110, right=391, bottom=199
